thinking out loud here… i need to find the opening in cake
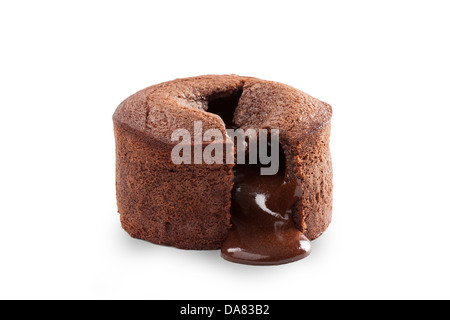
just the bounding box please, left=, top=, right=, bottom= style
left=206, top=88, right=243, bottom=129
left=206, top=88, right=288, bottom=180
left=206, top=90, right=311, bottom=265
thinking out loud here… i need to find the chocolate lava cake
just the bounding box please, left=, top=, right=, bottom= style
left=113, top=75, right=333, bottom=265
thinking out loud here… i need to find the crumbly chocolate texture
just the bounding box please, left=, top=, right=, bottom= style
left=113, top=75, right=333, bottom=249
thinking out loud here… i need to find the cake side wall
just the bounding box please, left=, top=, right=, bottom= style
left=114, top=123, right=233, bottom=250
left=293, top=122, right=333, bottom=240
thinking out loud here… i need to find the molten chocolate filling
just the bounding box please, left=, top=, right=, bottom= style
left=208, top=94, right=311, bottom=266
left=220, top=154, right=311, bottom=265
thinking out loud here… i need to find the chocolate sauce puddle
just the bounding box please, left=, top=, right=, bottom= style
left=220, top=158, right=311, bottom=266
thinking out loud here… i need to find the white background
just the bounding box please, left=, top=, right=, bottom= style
left=1, top=1, right=449, bottom=300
